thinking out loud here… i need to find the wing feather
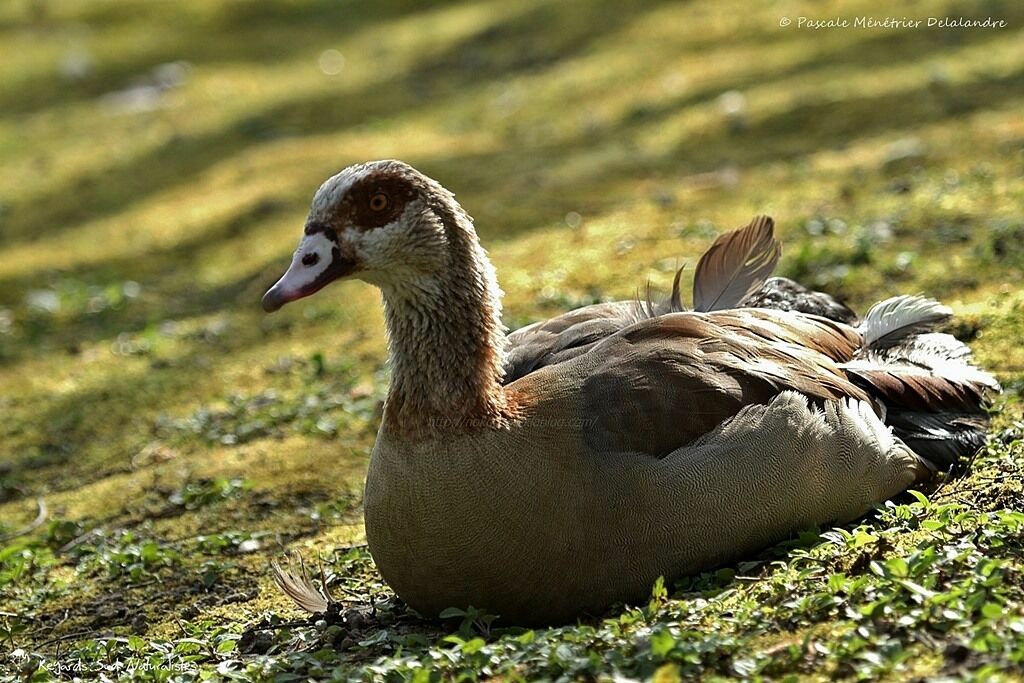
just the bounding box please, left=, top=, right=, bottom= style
left=693, top=216, right=781, bottom=312
left=581, top=310, right=870, bottom=456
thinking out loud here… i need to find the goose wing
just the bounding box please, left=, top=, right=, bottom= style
left=572, top=308, right=869, bottom=458
left=504, top=216, right=782, bottom=383
left=504, top=300, right=647, bottom=383
left=554, top=297, right=998, bottom=469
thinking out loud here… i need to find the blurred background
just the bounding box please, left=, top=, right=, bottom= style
left=1, top=0, right=1022, bottom=650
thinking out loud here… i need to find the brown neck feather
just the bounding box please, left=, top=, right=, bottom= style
left=378, top=205, right=514, bottom=439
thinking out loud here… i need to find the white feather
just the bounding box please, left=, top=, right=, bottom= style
left=859, top=295, right=952, bottom=349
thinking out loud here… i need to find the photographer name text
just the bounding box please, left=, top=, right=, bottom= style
left=781, top=16, right=1007, bottom=29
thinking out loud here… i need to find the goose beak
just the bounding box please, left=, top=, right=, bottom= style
left=262, top=233, right=356, bottom=312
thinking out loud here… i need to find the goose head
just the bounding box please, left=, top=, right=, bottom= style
left=262, top=159, right=464, bottom=312
left=262, top=159, right=509, bottom=433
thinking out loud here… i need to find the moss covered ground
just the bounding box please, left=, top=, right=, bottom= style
left=1, top=0, right=1023, bottom=679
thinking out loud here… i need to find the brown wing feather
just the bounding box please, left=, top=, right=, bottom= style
left=504, top=302, right=644, bottom=382
left=839, top=341, right=997, bottom=469
left=842, top=362, right=989, bottom=414
left=693, top=216, right=781, bottom=312
left=841, top=330, right=997, bottom=417
left=711, top=309, right=862, bottom=363
left=504, top=216, right=786, bottom=383
left=581, top=310, right=871, bottom=457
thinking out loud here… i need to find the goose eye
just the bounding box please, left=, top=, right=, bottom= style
left=369, top=193, right=389, bottom=212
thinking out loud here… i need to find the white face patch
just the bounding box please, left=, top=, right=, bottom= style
left=337, top=205, right=437, bottom=290
left=261, top=233, right=339, bottom=311
left=276, top=233, right=334, bottom=293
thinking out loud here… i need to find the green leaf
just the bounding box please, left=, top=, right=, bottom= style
left=981, top=602, right=1002, bottom=620
left=650, top=575, right=668, bottom=601
left=461, top=637, right=486, bottom=654
left=650, top=629, right=676, bottom=657
left=897, top=579, right=936, bottom=599
left=906, top=489, right=930, bottom=506
left=885, top=557, right=909, bottom=578
left=216, top=639, right=237, bottom=654
left=851, top=530, right=878, bottom=548
left=827, top=572, right=848, bottom=593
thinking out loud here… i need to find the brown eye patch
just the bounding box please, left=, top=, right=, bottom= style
left=340, top=170, right=421, bottom=230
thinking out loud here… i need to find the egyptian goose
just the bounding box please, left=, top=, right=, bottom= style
left=262, top=160, right=997, bottom=625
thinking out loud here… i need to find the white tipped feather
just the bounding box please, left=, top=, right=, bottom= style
left=895, top=332, right=972, bottom=363
left=852, top=332, right=1001, bottom=395
left=888, top=333, right=999, bottom=392
left=838, top=396, right=897, bottom=452
left=693, top=216, right=781, bottom=312
left=859, top=295, right=952, bottom=349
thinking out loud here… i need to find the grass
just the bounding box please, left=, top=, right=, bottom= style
left=1, top=0, right=1023, bottom=679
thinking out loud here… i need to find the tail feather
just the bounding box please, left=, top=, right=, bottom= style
left=271, top=554, right=332, bottom=615
left=844, top=299, right=998, bottom=473
left=843, top=359, right=990, bottom=414
left=873, top=333, right=1001, bottom=392
left=885, top=411, right=990, bottom=474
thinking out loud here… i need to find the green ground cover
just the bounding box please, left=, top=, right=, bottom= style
left=1, top=0, right=1023, bottom=679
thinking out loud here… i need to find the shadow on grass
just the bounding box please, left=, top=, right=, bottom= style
left=0, top=0, right=457, bottom=117
left=5, top=0, right=1019, bottom=255
left=0, top=0, right=672, bottom=247
left=2, top=59, right=1021, bottom=371
left=4, top=0, right=1023, bottom=498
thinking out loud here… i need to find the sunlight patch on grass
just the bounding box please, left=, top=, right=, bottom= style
left=2, top=0, right=1023, bottom=678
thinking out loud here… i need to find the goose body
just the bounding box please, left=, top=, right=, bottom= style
left=263, top=160, right=997, bottom=624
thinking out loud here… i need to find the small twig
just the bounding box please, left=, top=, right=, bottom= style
left=317, top=551, right=337, bottom=604
left=333, top=585, right=368, bottom=601
left=174, top=618, right=190, bottom=638
left=36, top=628, right=103, bottom=650
left=0, top=498, right=48, bottom=543
left=58, top=528, right=103, bottom=554
left=41, top=609, right=71, bottom=635
left=242, top=619, right=319, bottom=634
